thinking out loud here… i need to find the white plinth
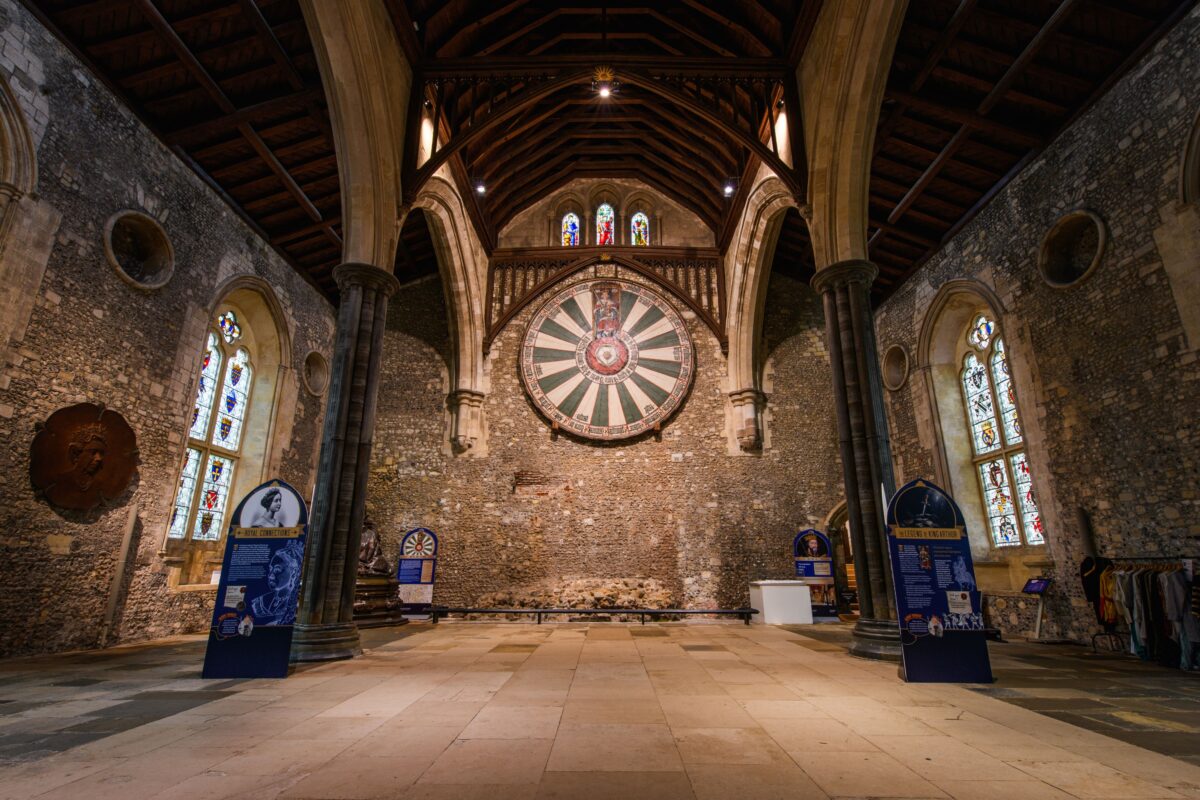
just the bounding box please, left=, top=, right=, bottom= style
left=749, top=580, right=813, bottom=625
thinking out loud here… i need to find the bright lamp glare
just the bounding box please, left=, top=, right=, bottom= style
left=599, top=86, right=611, bottom=98
left=475, top=184, right=486, bottom=194
left=723, top=184, right=735, bottom=196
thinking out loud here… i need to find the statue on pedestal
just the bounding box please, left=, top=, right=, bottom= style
left=357, top=518, right=391, bottom=576
left=353, top=517, right=407, bottom=628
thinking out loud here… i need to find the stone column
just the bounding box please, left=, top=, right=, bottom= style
left=810, top=259, right=900, bottom=661
left=292, top=262, right=400, bottom=662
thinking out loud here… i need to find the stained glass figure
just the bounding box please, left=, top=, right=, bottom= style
left=189, top=334, right=222, bottom=441
left=962, top=354, right=999, bottom=455
left=978, top=458, right=1020, bottom=546
left=990, top=338, right=1021, bottom=444
left=561, top=213, right=580, bottom=247
left=1009, top=452, right=1044, bottom=544
left=194, top=453, right=235, bottom=541
left=217, top=311, right=242, bottom=344
left=212, top=349, right=251, bottom=449
left=631, top=212, right=650, bottom=246
left=168, top=448, right=202, bottom=539
left=967, top=314, right=995, bottom=350
left=596, top=203, right=615, bottom=246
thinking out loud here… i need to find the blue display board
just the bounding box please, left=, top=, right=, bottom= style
left=886, top=479, right=993, bottom=683
left=202, top=479, right=307, bottom=679
left=397, top=527, right=438, bottom=613
left=793, top=529, right=837, bottom=616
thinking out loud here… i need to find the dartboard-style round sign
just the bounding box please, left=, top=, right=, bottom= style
left=402, top=528, right=436, bottom=557
left=520, top=279, right=694, bottom=439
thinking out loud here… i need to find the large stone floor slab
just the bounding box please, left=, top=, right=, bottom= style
left=0, top=623, right=1197, bottom=799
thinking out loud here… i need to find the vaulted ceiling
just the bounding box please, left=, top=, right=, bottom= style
left=26, top=0, right=1198, bottom=302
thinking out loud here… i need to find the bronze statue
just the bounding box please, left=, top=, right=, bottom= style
left=358, top=518, right=391, bottom=576
left=30, top=403, right=137, bottom=510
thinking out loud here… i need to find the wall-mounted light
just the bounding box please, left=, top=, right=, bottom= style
left=592, top=66, right=619, bottom=98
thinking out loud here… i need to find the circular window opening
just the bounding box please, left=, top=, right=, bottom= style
left=1038, top=210, right=1106, bottom=288
left=303, top=351, right=330, bottom=396
left=104, top=211, right=174, bottom=289
left=881, top=344, right=909, bottom=392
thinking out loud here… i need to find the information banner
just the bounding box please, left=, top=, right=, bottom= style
left=793, top=529, right=836, bottom=616
left=886, top=479, right=992, bottom=683
left=397, top=527, right=438, bottom=614
left=202, top=479, right=307, bottom=679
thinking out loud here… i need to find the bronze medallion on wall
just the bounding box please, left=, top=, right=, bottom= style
left=520, top=279, right=694, bottom=440
left=30, top=402, right=138, bottom=510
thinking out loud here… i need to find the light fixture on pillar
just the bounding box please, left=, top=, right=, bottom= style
left=592, top=66, right=619, bottom=98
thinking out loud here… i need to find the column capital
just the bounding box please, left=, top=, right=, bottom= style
left=810, top=259, right=878, bottom=295
left=727, top=388, right=766, bottom=407
left=334, top=262, right=401, bottom=297
left=447, top=388, right=486, bottom=408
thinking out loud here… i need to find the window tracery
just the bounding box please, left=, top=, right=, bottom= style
left=958, top=314, right=1044, bottom=547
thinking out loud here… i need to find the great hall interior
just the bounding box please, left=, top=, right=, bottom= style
left=0, top=0, right=1198, bottom=797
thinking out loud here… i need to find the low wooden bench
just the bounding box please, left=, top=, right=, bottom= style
left=428, top=606, right=759, bottom=625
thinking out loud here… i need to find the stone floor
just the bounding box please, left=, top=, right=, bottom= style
left=0, top=622, right=1198, bottom=799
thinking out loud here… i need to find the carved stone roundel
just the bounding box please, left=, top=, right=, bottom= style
left=520, top=279, right=694, bottom=440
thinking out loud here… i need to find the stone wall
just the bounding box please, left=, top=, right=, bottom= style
left=368, top=267, right=842, bottom=609
left=873, top=6, right=1200, bottom=641
left=0, top=1, right=336, bottom=658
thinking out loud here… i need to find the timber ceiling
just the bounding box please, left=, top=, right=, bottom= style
left=26, top=1, right=1198, bottom=304
left=866, top=0, right=1197, bottom=299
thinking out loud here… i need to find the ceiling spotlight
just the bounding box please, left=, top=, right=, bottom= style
left=475, top=182, right=486, bottom=195
left=723, top=182, right=736, bottom=197
left=599, top=85, right=611, bottom=98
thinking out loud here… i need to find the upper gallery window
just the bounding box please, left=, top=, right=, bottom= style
left=631, top=212, right=650, bottom=246
left=596, top=203, right=615, bottom=246
left=169, top=311, right=254, bottom=544
left=561, top=213, right=580, bottom=247
left=959, top=314, right=1044, bottom=547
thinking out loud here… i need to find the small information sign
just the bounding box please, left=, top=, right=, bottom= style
left=793, top=529, right=837, bottom=616
left=202, top=479, right=307, bottom=679
left=886, top=478, right=993, bottom=683
left=397, top=527, right=438, bottom=614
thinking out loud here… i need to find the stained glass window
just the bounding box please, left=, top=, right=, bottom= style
left=218, top=311, right=242, bottom=343
left=170, top=312, right=255, bottom=551
left=631, top=212, right=650, bottom=246
left=562, top=213, right=580, bottom=247
left=212, top=348, right=251, bottom=450
left=189, top=334, right=221, bottom=441
left=958, top=314, right=1044, bottom=548
left=596, top=203, right=615, bottom=246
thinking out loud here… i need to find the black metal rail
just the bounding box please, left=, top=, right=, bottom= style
left=428, top=607, right=759, bottom=625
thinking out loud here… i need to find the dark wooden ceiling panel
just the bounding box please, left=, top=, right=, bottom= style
left=866, top=0, right=1196, bottom=302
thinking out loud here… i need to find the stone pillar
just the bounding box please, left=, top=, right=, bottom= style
left=292, top=262, right=400, bottom=662
left=728, top=388, right=765, bottom=451
left=448, top=388, right=485, bottom=454
left=810, top=259, right=900, bottom=661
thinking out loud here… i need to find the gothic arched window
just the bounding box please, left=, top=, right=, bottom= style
left=596, top=203, right=615, bottom=246
left=169, top=311, right=254, bottom=545
left=959, top=314, right=1044, bottom=547
left=630, top=211, right=650, bottom=246
left=561, top=213, right=580, bottom=247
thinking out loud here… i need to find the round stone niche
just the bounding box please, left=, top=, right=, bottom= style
left=303, top=351, right=330, bottom=396
left=881, top=344, right=909, bottom=392
left=104, top=210, right=174, bottom=289
left=1038, top=210, right=1106, bottom=289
